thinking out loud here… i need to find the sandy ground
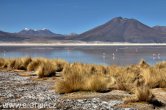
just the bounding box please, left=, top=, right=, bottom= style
left=0, top=71, right=166, bottom=110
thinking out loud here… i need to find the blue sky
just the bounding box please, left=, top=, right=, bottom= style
left=0, top=0, right=166, bottom=34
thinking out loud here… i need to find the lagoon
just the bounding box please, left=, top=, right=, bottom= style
left=0, top=46, right=166, bottom=66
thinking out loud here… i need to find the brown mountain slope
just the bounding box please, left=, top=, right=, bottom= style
left=153, top=26, right=166, bottom=33
left=73, top=17, right=166, bottom=43
left=0, top=31, right=27, bottom=42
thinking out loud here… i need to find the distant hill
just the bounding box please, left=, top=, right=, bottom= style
left=153, top=26, right=166, bottom=33
left=0, top=31, right=27, bottom=42
left=71, top=17, right=166, bottom=43
left=16, top=28, right=65, bottom=41
left=18, top=28, right=62, bottom=37
left=0, top=28, right=65, bottom=42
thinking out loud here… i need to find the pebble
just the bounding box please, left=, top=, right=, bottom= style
left=0, top=72, right=135, bottom=110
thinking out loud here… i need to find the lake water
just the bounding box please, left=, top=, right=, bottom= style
left=0, top=46, right=166, bottom=66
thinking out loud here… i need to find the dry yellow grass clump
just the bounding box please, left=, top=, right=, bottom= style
left=7, top=58, right=16, bottom=69
left=13, top=57, right=32, bottom=70
left=155, top=61, right=166, bottom=69
left=105, top=64, right=142, bottom=91
left=55, top=75, right=113, bottom=94
left=56, top=62, right=143, bottom=94
left=1, top=57, right=166, bottom=103
left=123, top=86, right=154, bottom=103
left=0, top=57, right=68, bottom=78
left=54, top=59, right=166, bottom=104
left=27, top=58, right=47, bottom=71
left=55, top=71, right=85, bottom=93
left=141, top=67, right=166, bottom=88
left=0, top=58, right=6, bottom=68
left=52, top=59, right=68, bottom=72
left=5, top=58, right=18, bottom=69
left=0, top=57, right=32, bottom=70
left=134, top=87, right=154, bottom=102
left=28, top=58, right=68, bottom=78
left=84, top=75, right=112, bottom=92
left=35, top=60, right=57, bottom=78
left=62, top=63, right=108, bottom=78
left=55, top=63, right=113, bottom=94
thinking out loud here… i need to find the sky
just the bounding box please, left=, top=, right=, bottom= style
left=0, top=0, right=166, bottom=34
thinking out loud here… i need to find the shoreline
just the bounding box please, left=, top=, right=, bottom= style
left=0, top=57, right=166, bottom=109
left=1, top=42, right=166, bottom=46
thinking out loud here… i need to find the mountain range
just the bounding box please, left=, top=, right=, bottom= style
left=1, top=17, right=166, bottom=43
left=0, top=28, right=64, bottom=42
left=18, top=28, right=63, bottom=37
left=153, top=26, right=166, bottom=33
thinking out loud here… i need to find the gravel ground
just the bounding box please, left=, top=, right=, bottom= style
left=0, top=71, right=137, bottom=110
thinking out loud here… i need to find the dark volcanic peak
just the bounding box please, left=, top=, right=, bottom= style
left=111, top=17, right=131, bottom=21
left=108, top=17, right=138, bottom=23
left=73, top=17, right=166, bottom=43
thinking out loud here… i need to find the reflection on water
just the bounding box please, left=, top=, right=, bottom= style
left=0, top=46, right=166, bottom=66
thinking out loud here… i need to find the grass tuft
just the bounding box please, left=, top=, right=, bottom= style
left=0, top=58, right=5, bottom=68
left=55, top=63, right=115, bottom=93
left=123, top=86, right=154, bottom=103
left=0, top=56, right=166, bottom=103
left=35, top=61, right=57, bottom=78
